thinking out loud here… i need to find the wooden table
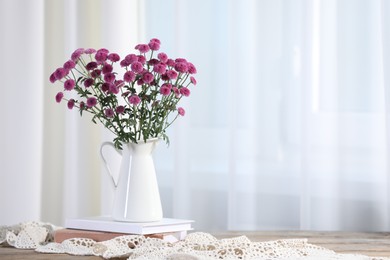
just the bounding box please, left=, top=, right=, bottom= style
left=1, top=231, right=389, bottom=259
left=213, top=231, right=390, bottom=258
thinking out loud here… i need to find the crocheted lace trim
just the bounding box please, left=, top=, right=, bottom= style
left=0, top=221, right=388, bottom=260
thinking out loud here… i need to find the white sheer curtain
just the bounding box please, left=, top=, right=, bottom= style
left=0, top=0, right=389, bottom=232
left=0, top=0, right=44, bottom=225
left=139, top=0, right=390, bottom=231
left=0, top=0, right=143, bottom=225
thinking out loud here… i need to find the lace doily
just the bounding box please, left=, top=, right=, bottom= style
left=1, top=221, right=389, bottom=260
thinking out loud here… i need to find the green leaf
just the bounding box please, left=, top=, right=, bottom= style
left=128, top=119, right=137, bottom=126
left=76, top=76, right=84, bottom=84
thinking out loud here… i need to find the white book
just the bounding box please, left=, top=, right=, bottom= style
left=65, top=216, right=194, bottom=235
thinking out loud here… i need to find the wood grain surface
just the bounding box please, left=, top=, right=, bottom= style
left=212, top=230, right=390, bottom=257
left=1, top=231, right=389, bottom=259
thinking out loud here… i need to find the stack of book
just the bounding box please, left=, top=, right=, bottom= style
left=54, top=216, right=194, bottom=243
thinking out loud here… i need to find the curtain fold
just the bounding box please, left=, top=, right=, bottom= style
left=0, top=0, right=389, bottom=231
left=0, top=0, right=44, bottom=225
left=381, top=0, right=390, bottom=230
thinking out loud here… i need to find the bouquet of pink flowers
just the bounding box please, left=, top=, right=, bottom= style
left=49, top=38, right=197, bottom=149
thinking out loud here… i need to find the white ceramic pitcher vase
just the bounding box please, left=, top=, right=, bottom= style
left=100, top=138, right=163, bottom=222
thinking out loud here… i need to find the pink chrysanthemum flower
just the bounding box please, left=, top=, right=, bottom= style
left=148, top=59, right=159, bottom=66
left=84, top=48, right=96, bottom=54
left=125, top=54, right=138, bottom=64
left=71, top=48, right=84, bottom=61
left=161, top=73, right=169, bottom=81
left=180, top=87, right=190, bottom=97
left=64, top=79, right=75, bottom=91
left=166, top=59, right=175, bottom=67
left=63, top=60, right=76, bottom=70
left=142, top=72, right=154, bottom=84
left=153, top=63, right=166, bottom=74
left=67, top=99, right=75, bottom=109
left=190, top=76, right=197, bottom=85
left=149, top=38, right=161, bottom=44
left=131, top=62, right=143, bottom=73
left=86, top=97, right=97, bottom=107
left=101, top=82, right=111, bottom=92
left=148, top=41, right=160, bottom=51
left=137, top=55, right=146, bottom=64
left=175, top=58, right=187, bottom=63
left=55, top=92, right=64, bottom=103
left=137, top=78, right=144, bottom=85
left=172, top=87, right=180, bottom=98
left=49, top=73, right=56, bottom=83
left=104, top=73, right=116, bottom=83
left=102, top=63, right=113, bottom=74
left=54, top=68, right=67, bottom=80
left=109, top=84, right=119, bottom=94
left=123, top=71, right=136, bottom=82
left=116, top=105, right=125, bottom=114
left=135, top=44, right=150, bottom=53
left=120, top=59, right=130, bottom=67
left=105, top=108, right=115, bottom=118
left=166, top=70, right=178, bottom=80
left=95, top=49, right=109, bottom=62
left=187, top=63, right=197, bottom=74
left=178, top=107, right=185, bottom=116
left=107, top=53, right=120, bottom=62
left=97, top=48, right=109, bottom=54
left=174, top=62, right=188, bottom=73
left=158, top=52, right=168, bottom=63
left=84, top=78, right=94, bottom=88
left=128, top=95, right=141, bottom=105
left=86, top=62, right=98, bottom=71
left=160, top=86, right=171, bottom=96
left=91, top=69, right=101, bottom=78
left=163, top=83, right=172, bottom=89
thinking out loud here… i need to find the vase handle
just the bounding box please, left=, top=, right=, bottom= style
left=100, top=142, right=122, bottom=187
